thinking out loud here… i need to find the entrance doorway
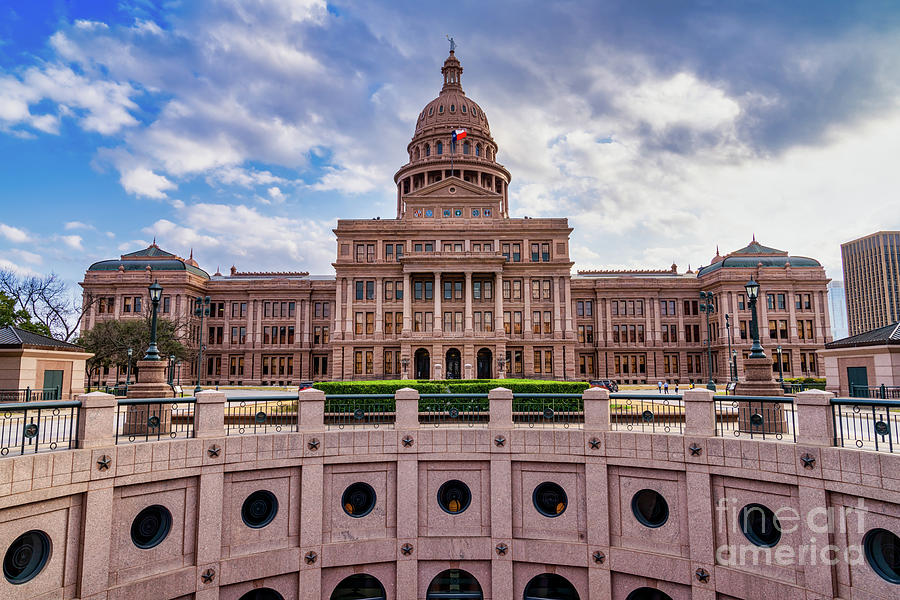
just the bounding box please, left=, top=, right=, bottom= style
left=415, top=348, right=431, bottom=379
left=847, top=366, right=868, bottom=397
left=476, top=348, right=492, bottom=379
left=42, top=370, right=63, bottom=399
left=446, top=348, right=461, bottom=379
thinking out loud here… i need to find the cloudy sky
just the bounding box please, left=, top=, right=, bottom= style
left=1, top=1, right=899, bottom=288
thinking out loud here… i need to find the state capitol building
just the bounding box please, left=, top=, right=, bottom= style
left=80, top=51, right=831, bottom=386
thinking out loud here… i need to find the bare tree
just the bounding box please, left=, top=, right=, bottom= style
left=0, top=269, right=95, bottom=342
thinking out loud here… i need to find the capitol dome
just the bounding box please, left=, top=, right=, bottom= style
left=413, top=51, right=492, bottom=139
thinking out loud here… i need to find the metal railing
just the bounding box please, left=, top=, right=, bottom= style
left=781, top=382, right=826, bottom=394
left=609, top=393, right=684, bottom=434
left=419, top=393, right=489, bottom=427
left=0, top=399, right=80, bottom=456
left=715, top=396, right=797, bottom=442
left=0, top=387, right=62, bottom=402
left=832, top=398, right=898, bottom=453
left=225, top=395, right=298, bottom=435
left=324, top=394, right=395, bottom=429
left=512, top=394, right=584, bottom=429
left=850, top=384, right=900, bottom=399
left=116, top=398, right=195, bottom=443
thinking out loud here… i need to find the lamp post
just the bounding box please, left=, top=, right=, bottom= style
left=745, top=278, right=766, bottom=359
left=731, top=349, right=738, bottom=382
left=725, top=313, right=735, bottom=382
left=144, top=281, right=163, bottom=360
left=699, top=291, right=716, bottom=391
left=194, top=295, right=211, bottom=394
left=126, top=347, right=133, bottom=390
left=168, top=354, right=176, bottom=384
left=776, top=345, right=784, bottom=383
left=400, top=357, right=410, bottom=380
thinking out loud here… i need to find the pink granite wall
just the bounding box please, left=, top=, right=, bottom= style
left=0, top=393, right=898, bottom=600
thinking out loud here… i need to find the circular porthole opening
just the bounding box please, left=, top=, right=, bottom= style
left=437, top=480, right=472, bottom=514
left=739, top=503, right=782, bottom=547
left=533, top=482, right=568, bottom=517
left=863, top=528, right=900, bottom=584
left=239, top=589, right=285, bottom=600
left=631, top=489, right=669, bottom=528
left=130, top=505, right=172, bottom=549
left=3, top=530, right=51, bottom=584
left=241, top=490, right=279, bottom=529
left=342, top=482, right=376, bottom=517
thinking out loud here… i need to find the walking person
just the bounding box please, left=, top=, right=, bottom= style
left=664, top=381, right=669, bottom=394
left=657, top=380, right=663, bottom=394
left=675, top=382, right=679, bottom=394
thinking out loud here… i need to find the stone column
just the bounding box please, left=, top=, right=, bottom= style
left=298, top=387, right=325, bottom=431
left=75, top=391, right=117, bottom=448
left=553, top=277, right=562, bottom=339
left=394, top=387, right=420, bottom=429
left=488, top=387, right=513, bottom=428
left=193, top=389, right=225, bottom=438
left=375, top=277, right=384, bottom=333
left=683, top=388, right=716, bottom=437
left=583, top=386, right=610, bottom=431
left=334, top=277, right=343, bottom=337
left=795, top=390, right=835, bottom=446
left=564, top=277, right=574, bottom=337
left=434, top=272, right=443, bottom=336
left=344, top=278, right=354, bottom=336
left=464, top=270, right=473, bottom=335
left=403, top=272, right=412, bottom=333
left=523, top=276, right=532, bottom=340
left=494, top=272, right=504, bottom=336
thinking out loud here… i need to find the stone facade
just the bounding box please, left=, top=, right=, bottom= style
left=79, top=52, right=831, bottom=386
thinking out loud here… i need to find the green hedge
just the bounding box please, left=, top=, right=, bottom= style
left=314, top=379, right=589, bottom=395
left=784, top=377, right=826, bottom=384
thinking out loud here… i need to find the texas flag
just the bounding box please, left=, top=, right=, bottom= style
left=452, top=128, right=467, bottom=141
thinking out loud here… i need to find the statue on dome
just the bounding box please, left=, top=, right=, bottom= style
left=446, top=35, right=456, bottom=52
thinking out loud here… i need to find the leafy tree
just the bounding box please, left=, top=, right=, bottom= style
left=0, top=291, right=52, bottom=336
left=76, top=317, right=192, bottom=382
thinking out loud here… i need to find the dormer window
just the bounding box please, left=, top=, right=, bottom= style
left=472, top=108, right=477, bottom=117
left=425, top=144, right=430, bottom=157
left=461, top=105, right=467, bottom=114
left=463, top=141, right=470, bottom=155
left=450, top=104, right=455, bottom=112
left=475, top=144, right=481, bottom=157
left=439, top=105, right=444, bottom=114
left=437, top=141, right=443, bottom=155
left=429, top=107, right=434, bottom=116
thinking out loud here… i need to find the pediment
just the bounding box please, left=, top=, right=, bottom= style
left=404, top=176, right=500, bottom=200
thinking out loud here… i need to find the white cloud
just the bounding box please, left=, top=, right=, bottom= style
left=64, top=220, right=92, bottom=230
left=119, top=166, right=177, bottom=198
left=9, top=249, right=43, bottom=265
left=0, top=258, right=40, bottom=277
left=60, top=234, right=83, bottom=250
left=0, top=223, right=30, bottom=243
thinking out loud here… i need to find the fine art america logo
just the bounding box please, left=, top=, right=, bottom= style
left=715, top=497, right=869, bottom=567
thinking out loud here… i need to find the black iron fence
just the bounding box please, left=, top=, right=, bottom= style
left=225, top=395, right=298, bottom=435
left=831, top=398, right=898, bottom=453
left=781, top=382, right=827, bottom=394
left=609, top=393, right=684, bottom=434
left=116, top=398, right=195, bottom=443
left=0, top=399, right=80, bottom=456
left=715, top=395, right=797, bottom=442
left=419, top=393, right=489, bottom=427
left=324, top=394, right=395, bottom=429
left=0, top=387, right=62, bottom=402
left=512, top=394, right=584, bottom=429
left=850, top=384, right=900, bottom=400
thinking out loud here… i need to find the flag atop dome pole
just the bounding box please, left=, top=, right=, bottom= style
left=451, top=129, right=466, bottom=177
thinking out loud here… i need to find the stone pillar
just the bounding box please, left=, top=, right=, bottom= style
left=735, top=356, right=783, bottom=396
left=375, top=277, right=384, bottom=333
left=564, top=277, right=574, bottom=337
left=434, top=272, right=443, bottom=336
left=344, top=278, right=354, bottom=336
left=334, top=276, right=343, bottom=337
left=553, top=277, right=562, bottom=339
left=126, top=359, right=173, bottom=398
left=75, top=391, right=117, bottom=448
left=395, top=387, right=420, bottom=430
left=488, top=387, right=513, bottom=428
left=683, top=388, right=716, bottom=437
left=464, top=270, right=473, bottom=335
left=194, top=390, right=225, bottom=438
left=494, top=272, right=504, bottom=336
left=583, top=386, right=610, bottom=431
left=523, top=276, right=533, bottom=340
left=795, top=390, right=835, bottom=446
left=298, top=387, right=325, bottom=431
left=403, top=272, right=412, bottom=333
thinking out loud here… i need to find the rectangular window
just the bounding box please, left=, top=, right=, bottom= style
left=123, top=297, right=132, bottom=313
left=612, top=301, right=618, bottom=316
left=531, top=243, right=540, bottom=262
left=385, top=281, right=393, bottom=300
left=366, top=281, right=374, bottom=300
left=804, top=294, right=811, bottom=310
left=504, top=311, right=511, bottom=334
left=738, top=294, right=745, bottom=310
left=425, top=311, right=433, bottom=332
left=769, top=320, right=777, bottom=339
left=474, top=311, right=482, bottom=331
left=576, top=301, right=584, bottom=317
left=740, top=321, right=748, bottom=340
left=512, top=279, right=521, bottom=300
left=354, top=351, right=362, bottom=375
left=315, top=302, right=322, bottom=318
left=777, top=293, right=786, bottom=310
left=415, top=281, right=423, bottom=300
left=806, top=320, right=814, bottom=339
left=542, top=242, right=550, bottom=262
left=585, top=325, right=593, bottom=343
left=414, top=312, right=422, bottom=332
left=613, top=325, right=619, bottom=343
left=444, top=281, right=452, bottom=300
left=512, top=243, right=521, bottom=262
left=779, top=319, right=788, bottom=339
left=543, top=311, right=551, bottom=334
left=473, top=281, right=481, bottom=300
left=484, top=281, right=492, bottom=300
left=395, top=281, right=403, bottom=300
left=396, top=244, right=403, bottom=260
left=767, top=294, right=775, bottom=310
left=366, top=312, right=374, bottom=334
left=395, top=312, right=402, bottom=333
left=356, top=281, right=364, bottom=300
left=355, top=312, right=363, bottom=335
left=532, top=280, right=541, bottom=300
left=454, top=281, right=462, bottom=300
left=533, top=350, right=542, bottom=373
left=484, top=311, right=492, bottom=332
left=542, top=280, right=551, bottom=300
left=385, top=244, right=393, bottom=260
left=513, top=311, right=522, bottom=334
left=532, top=311, right=541, bottom=334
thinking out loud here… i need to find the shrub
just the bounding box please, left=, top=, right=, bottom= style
left=313, top=379, right=589, bottom=395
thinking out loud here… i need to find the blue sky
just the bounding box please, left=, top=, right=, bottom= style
left=1, top=1, right=900, bottom=289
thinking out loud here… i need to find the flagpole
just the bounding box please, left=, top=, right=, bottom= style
left=450, top=133, right=454, bottom=179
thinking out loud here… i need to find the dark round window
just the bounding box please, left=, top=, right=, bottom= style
left=523, top=573, right=579, bottom=599
left=533, top=482, right=567, bottom=517
left=239, top=589, right=285, bottom=600
left=437, top=480, right=472, bottom=514
left=342, top=482, right=376, bottom=518
left=3, top=530, right=51, bottom=584
left=631, top=489, right=669, bottom=528
left=331, top=573, right=386, bottom=600
left=625, top=588, right=674, bottom=600
left=241, top=490, right=278, bottom=529
left=864, top=528, right=900, bottom=584
left=427, top=568, right=482, bottom=599
left=130, top=505, right=172, bottom=549
left=739, top=503, right=781, bottom=547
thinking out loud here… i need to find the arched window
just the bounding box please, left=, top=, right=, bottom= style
left=427, top=569, right=483, bottom=599
left=475, top=144, right=481, bottom=157
left=330, top=574, right=386, bottom=600
left=461, top=104, right=467, bottom=113
left=625, top=588, right=674, bottom=600
left=439, top=105, right=444, bottom=114
left=523, top=573, right=579, bottom=600
left=450, top=104, right=455, bottom=112
left=429, top=107, right=434, bottom=116
left=415, top=148, right=420, bottom=160
left=463, top=141, right=470, bottom=155
left=437, top=141, right=443, bottom=155
left=425, top=144, right=431, bottom=157
left=239, top=589, right=285, bottom=600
